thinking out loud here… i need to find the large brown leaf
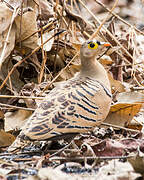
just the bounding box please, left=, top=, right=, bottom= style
left=104, top=92, right=144, bottom=126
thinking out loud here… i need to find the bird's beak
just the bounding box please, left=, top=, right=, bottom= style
left=100, top=42, right=111, bottom=47
left=103, top=42, right=111, bottom=47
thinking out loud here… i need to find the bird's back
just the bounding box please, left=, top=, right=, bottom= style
left=19, top=75, right=111, bottom=141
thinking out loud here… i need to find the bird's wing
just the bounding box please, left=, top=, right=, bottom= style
left=19, top=77, right=111, bottom=141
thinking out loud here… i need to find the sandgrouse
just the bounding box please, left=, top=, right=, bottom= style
left=8, top=40, right=112, bottom=152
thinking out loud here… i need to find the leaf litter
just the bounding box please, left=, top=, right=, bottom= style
left=0, top=0, right=144, bottom=179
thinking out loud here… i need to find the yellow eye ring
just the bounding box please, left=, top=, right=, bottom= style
left=88, top=42, right=98, bottom=49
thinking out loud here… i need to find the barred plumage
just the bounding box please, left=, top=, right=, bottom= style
left=8, top=40, right=112, bottom=152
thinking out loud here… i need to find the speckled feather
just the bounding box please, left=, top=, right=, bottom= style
left=8, top=40, right=112, bottom=151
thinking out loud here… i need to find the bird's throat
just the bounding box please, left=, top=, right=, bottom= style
left=80, top=56, right=111, bottom=91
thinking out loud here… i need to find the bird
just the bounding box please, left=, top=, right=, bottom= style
left=8, top=40, right=112, bottom=152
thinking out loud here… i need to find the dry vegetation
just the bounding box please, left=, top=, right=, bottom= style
left=0, top=0, right=144, bottom=179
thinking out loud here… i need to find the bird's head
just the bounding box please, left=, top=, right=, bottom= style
left=80, top=40, right=111, bottom=59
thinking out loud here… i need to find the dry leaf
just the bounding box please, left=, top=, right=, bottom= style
left=0, top=24, right=16, bottom=67
left=99, top=159, right=139, bottom=180
left=4, top=109, right=32, bottom=131
left=100, top=160, right=134, bottom=174
left=0, top=109, right=4, bottom=119
left=72, top=42, right=81, bottom=51
left=38, top=0, right=54, bottom=20
left=58, top=64, right=80, bottom=81
left=81, top=142, right=95, bottom=157
left=117, top=91, right=144, bottom=103
left=34, top=167, right=74, bottom=180
left=0, top=130, right=15, bottom=147
left=0, top=3, right=13, bottom=34
left=86, top=137, right=144, bottom=157
left=0, top=162, right=12, bottom=178
left=0, top=55, right=24, bottom=91
left=38, top=30, right=54, bottom=51
left=99, top=55, right=113, bottom=66
left=4, top=0, right=22, bottom=9
left=128, top=152, right=144, bottom=175
left=108, top=73, right=125, bottom=94
left=105, top=88, right=144, bottom=126
left=15, top=10, right=38, bottom=50
left=105, top=102, right=142, bottom=127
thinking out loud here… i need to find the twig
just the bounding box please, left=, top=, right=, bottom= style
left=49, top=141, right=73, bottom=158
left=101, top=122, right=141, bottom=133
left=50, top=155, right=136, bottom=162
left=131, top=87, right=144, bottom=91
left=38, top=27, right=47, bottom=83
left=0, top=95, right=44, bottom=100
left=0, top=150, right=43, bottom=156
left=0, top=102, right=35, bottom=111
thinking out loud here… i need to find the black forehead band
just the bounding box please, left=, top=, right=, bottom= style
left=87, top=40, right=101, bottom=45
left=87, top=41, right=93, bottom=44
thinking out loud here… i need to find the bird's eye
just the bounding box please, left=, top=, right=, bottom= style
left=88, top=42, right=98, bottom=49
